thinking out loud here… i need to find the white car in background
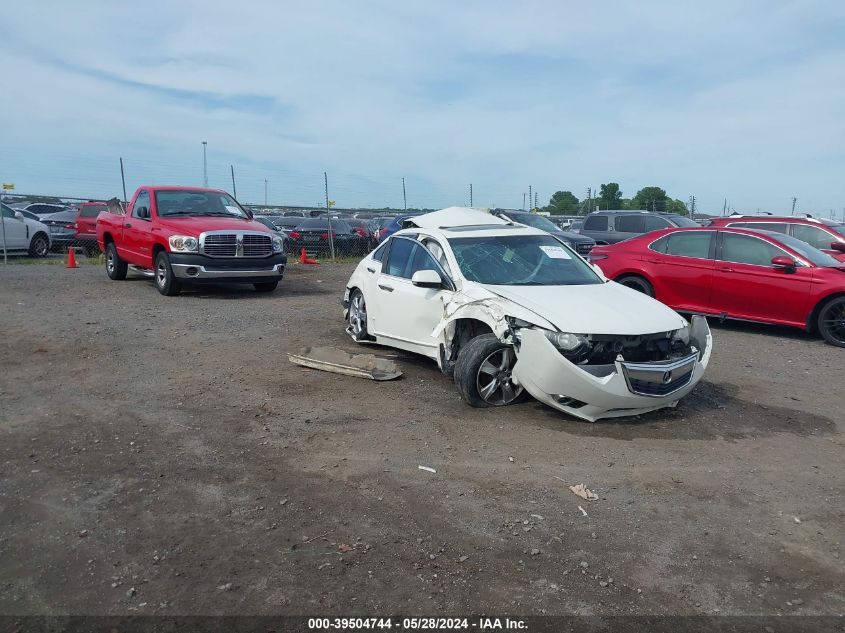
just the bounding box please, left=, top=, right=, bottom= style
left=1, top=202, right=51, bottom=257
left=342, top=208, right=711, bottom=422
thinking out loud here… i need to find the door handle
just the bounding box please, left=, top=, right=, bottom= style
left=366, top=267, right=375, bottom=274
left=378, top=284, right=394, bottom=292
left=717, top=266, right=734, bottom=272
left=124, top=223, right=132, bottom=228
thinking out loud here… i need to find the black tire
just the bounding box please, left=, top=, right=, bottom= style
left=28, top=232, right=49, bottom=258
left=616, top=274, right=654, bottom=297
left=454, top=333, right=525, bottom=408
left=154, top=251, right=181, bottom=296
left=105, top=242, right=128, bottom=280
left=254, top=281, right=278, bottom=292
left=817, top=296, right=845, bottom=348
left=347, top=289, right=369, bottom=341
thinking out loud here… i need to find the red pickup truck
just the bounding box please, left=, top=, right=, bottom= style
left=97, top=186, right=286, bottom=295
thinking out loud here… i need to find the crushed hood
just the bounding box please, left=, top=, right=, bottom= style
left=482, top=282, right=687, bottom=335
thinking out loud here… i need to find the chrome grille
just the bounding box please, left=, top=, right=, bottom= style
left=576, top=242, right=594, bottom=255
left=243, top=234, right=272, bottom=257
left=203, top=234, right=237, bottom=257
left=620, top=353, right=698, bottom=398
left=201, top=232, right=274, bottom=258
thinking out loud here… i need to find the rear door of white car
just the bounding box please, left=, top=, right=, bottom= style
left=372, top=235, right=452, bottom=357
left=1, top=205, right=27, bottom=249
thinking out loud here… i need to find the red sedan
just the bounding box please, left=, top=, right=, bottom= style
left=589, top=227, right=845, bottom=347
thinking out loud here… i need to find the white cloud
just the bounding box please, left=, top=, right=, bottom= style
left=0, top=0, right=843, bottom=214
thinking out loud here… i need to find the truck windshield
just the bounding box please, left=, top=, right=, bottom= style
left=154, top=190, right=248, bottom=218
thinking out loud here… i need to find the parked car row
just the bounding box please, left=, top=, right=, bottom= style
left=1, top=202, right=52, bottom=256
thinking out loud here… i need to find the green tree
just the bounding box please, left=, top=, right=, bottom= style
left=545, top=190, right=580, bottom=215
left=665, top=198, right=689, bottom=215
left=631, top=186, right=669, bottom=212
left=597, top=182, right=623, bottom=210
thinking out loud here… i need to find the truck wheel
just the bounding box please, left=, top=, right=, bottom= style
left=454, top=333, right=525, bottom=408
left=28, top=232, right=49, bottom=258
left=254, top=281, right=278, bottom=292
left=105, top=242, right=128, bottom=280
left=154, top=251, right=181, bottom=296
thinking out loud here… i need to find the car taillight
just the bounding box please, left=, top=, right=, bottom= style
left=354, top=228, right=367, bottom=237
left=588, top=253, right=608, bottom=262
left=289, top=231, right=301, bottom=239
left=320, top=232, right=336, bottom=239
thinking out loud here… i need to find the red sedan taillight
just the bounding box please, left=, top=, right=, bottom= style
left=587, top=253, right=608, bottom=262
left=289, top=231, right=301, bottom=239
left=320, top=232, right=336, bottom=240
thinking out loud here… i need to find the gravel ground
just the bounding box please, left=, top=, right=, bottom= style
left=0, top=261, right=843, bottom=618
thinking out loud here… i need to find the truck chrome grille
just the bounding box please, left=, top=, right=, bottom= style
left=203, top=234, right=237, bottom=257
left=576, top=242, right=594, bottom=255
left=201, top=232, right=273, bottom=258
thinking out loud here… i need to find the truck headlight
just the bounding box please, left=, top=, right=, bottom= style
left=169, top=235, right=199, bottom=252
left=271, top=236, right=284, bottom=253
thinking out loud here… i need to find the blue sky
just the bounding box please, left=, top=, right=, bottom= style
left=1, top=1, right=844, bottom=216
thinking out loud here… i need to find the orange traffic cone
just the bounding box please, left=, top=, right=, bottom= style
left=300, top=247, right=319, bottom=265
left=66, top=248, right=78, bottom=268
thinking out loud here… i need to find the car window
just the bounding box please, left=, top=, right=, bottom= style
left=645, top=216, right=671, bottom=231
left=720, top=233, right=783, bottom=266
left=371, top=240, right=389, bottom=262
left=132, top=191, right=151, bottom=219
left=651, top=231, right=713, bottom=258
left=792, top=224, right=835, bottom=250
left=407, top=242, right=441, bottom=279
left=615, top=215, right=645, bottom=233
left=583, top=215, right=607, bottom=231
left=727, top=221, right=788, bottom=234
left=385, top=237, right=416, bottom=277
left=79, top=204, right=106, bottom=218
left=1, top=204, right=18, bottom=219
left=665, top=215, right=700, bottom=228
left=420, top=238, right=452, bottom=277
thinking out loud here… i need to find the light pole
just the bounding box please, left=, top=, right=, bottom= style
left=264, top=179, right=268, bottom=206
left=202, top=141, right=208, bottom=187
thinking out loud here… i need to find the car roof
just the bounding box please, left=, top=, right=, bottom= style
left=405, top=207, right=509, bottom=229
left=144, top=185, right=230, bottom=194
left=711, top=215, right=840, bottom=227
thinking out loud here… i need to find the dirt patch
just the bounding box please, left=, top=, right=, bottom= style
left=0, top=262, right=843, bottom=616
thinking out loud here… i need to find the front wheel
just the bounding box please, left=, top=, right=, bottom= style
left=254, top=281, right=278, bottom=292
left=105, top=242, right=128, bottom=280
left=616, top=274, right=654, bottom=297
left=28, top=233, right=49, bottom=257
left=154, top=251, right=181, bottom=296
left=454, top=334, right=525, bottom=408
left=347, top=289, right=369, bottom=341
left=817, top=297, right=845, bottom=347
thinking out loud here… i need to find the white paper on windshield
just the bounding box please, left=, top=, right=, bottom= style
left=539, top=245, right=571, bottom=259
left=225, top=205, right=242, bottom=215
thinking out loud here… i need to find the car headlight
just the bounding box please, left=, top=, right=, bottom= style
left=271, top=236, right=284, bottom=252
left=169, top=235, right=199, bottom=252
left=544, top=330, right=589, bottom=351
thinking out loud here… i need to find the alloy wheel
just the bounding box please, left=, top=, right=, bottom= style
left=350, top=293, right=367, bottom=337
left=476, top=347, right=523, bottom=405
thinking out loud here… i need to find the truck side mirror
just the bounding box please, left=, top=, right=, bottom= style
left=136, top=206, right=149, bottom=219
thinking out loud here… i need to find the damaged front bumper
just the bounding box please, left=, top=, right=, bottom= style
left=512, top=316, right=712, bottom=422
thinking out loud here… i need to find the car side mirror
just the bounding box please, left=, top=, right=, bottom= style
left=411, top=269, right=443, bottom=288
left=771, top=255, right=796, bottom=271
left=830, top=241, right=845, bottom=253
left=136, top=206, right=149, bottom=219
left=14, top=211, right=23, bottom=220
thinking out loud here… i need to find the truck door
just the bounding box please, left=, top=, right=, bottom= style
left=122, top=190, right=155, bottom=266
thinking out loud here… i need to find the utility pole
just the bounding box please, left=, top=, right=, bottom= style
left=202, top=141, right=208, bottom=187
left=469, top=183, right=473, bottom=207
left=324, top=171, right=335, bottom=259
left=722, top=198, right=727, bottom=216
left=230, top=165, right=237, bottom=199
left=402, top=177, right=407, bottom=211
left=522, top=193, right=526, bottom=210
left=528, top=185, right=533, bottom=212
left=689, top=195, right=696, bottom=217
left=586, top=187, right=592, bottom=215
left=791, top=197, right=797, bottom=215
left=119, top=157, right=127, bottom=204
left=264, top=179, right=268, bottom=205
left=534, top=192, right=538, bottom=212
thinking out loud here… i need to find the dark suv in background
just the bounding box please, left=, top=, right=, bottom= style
left=579, top=210, right=699, bottom=244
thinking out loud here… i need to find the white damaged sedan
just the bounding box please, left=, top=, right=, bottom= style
left=342, top=208, right=712, bottom=422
